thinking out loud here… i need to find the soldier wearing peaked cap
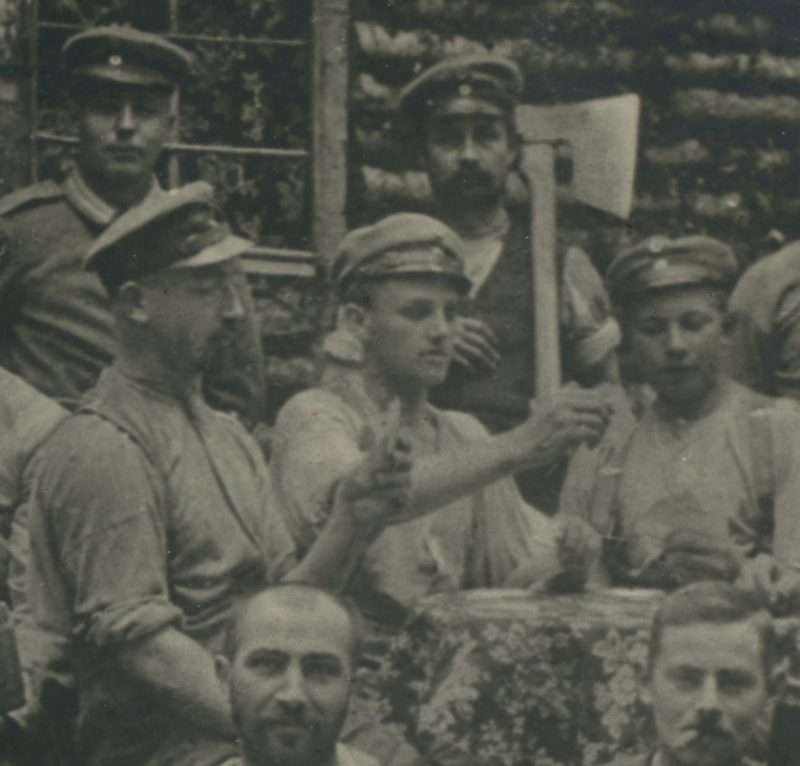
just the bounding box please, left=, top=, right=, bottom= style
left=0, top=24, right=265, bottom=424
left=727, top=234, right=800, bottom=404
left=344, top=53, right=622, bottom=514
left=559, top=234, right=800, bottom=606
left=24, top=184, right=412, bottom=766
left=272, top=212, right=608, bottom=633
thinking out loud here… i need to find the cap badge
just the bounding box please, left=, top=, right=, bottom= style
left=109, top=54, right=123, bottom=67
left=458, top=83, right=472, bottom=96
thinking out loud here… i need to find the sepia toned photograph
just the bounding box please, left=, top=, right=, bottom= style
left=1, top=1, right=800, bottom=764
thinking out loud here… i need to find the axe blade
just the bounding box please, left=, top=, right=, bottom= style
left=516, top=94, right=640, bottom=220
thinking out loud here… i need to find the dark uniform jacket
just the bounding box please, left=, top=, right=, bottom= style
left=0, top=170, right=266, bottom=422
left=432, top=210, right=619, bottom=433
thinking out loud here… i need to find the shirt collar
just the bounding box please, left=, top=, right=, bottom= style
left=64, top=166, right=162, bottom=226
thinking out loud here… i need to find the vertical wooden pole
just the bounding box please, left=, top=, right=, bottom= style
left=311, top=0, right=349, bottom=264
left=0, top=0, right=35, bottom=191
left=167, top=0, right=180, bottom=189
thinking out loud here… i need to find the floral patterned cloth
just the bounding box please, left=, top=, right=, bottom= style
left=352, top=589, right=665, bottom=766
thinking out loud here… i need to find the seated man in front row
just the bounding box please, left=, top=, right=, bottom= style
left=271, top=213, right=610, bottom=624
left=559, top=235, right=800, bottom=597
left=24, top=183, right=412, bottom=766
left=215, top=583, right=377, bottom=766
left=613, top=581, right=778, bottom=766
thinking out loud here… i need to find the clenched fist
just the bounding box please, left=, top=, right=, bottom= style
left=510, top=385, right=614, bottom=469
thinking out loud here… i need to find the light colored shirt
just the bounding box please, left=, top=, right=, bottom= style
left=560, top=381, right=800, bottom=578
left=26, top=365, right=296, bottom=766
left=270, top=373, right=560, bottom=620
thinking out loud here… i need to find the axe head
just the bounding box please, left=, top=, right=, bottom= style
left=515, top=94, right=640, bottom=220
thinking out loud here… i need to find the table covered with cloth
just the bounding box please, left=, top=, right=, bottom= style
left=352, top=589, right=664, bottom=766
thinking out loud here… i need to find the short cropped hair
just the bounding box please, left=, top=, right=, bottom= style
left=222, top=582, right=365, bottom=665
left=647, top=581, right=775, bottom=679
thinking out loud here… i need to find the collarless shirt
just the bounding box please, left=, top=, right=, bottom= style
left=26, top=365, right=296, bottom=766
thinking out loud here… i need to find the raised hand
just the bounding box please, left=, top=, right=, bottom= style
left=510, top=385, right=614, bottom=469
left=335, top=401, right=414, bottom=533
left=451, top=317, right=500, bottom=377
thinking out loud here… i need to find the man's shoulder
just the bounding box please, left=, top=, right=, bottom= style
left=0, top=180, right=65, bottom=219
left=432, top=405, right=490, bottom=440
left=734, top=240, right=800, bottom=299
left=337, top=742, right=382, bottom=766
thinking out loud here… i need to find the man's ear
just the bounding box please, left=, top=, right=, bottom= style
left=215, top=655, right=231, bottom=691
left=116, top=281, right=149, bottom=324
left=339, top=302, right=370, bottom=344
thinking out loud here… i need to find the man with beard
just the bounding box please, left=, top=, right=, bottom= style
left=24, top=183, right=412, bottom=766
left=216, top=584, right=377, bottom=766
left=559, top=235, right=800, bottom=596
left=0, top=24, right=265, bottom=423
left=611, top=581, right=776, bottom=766
left=362, top=54, right=621, bottom=512
left=272, top=213, right=608, bottom=627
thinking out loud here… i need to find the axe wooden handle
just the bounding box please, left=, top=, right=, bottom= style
left=520, top=143, right=561, bottom=404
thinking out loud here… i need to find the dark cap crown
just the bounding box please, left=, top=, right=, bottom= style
left=63, top=24, right=193, bottom=87
left=333, top=213, right=471, bottom=295
left=399, top=53, right=523, bottom=121
left=608, top=234, right=739, bottom=300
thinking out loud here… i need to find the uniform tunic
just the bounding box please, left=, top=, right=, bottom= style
left=559, top=381, right=800, bottom=580
left=26, top=365, right=297, bottom=766
left=0, top=170, right=265, bottom=421
left=270, top=373, right=561, bottom=623
left=729, top=240, right=800, bottom=401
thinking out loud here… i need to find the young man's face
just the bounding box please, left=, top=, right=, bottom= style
left=424, top=111, right=516, bottom=210
left=219, top=596, right=353, bottom=766
left=645, top=620, right=769, bottom=766
left=362, top=276, right=461, bottom=393
left=626, top=287, right=731, bottom=408
left=77, top=80, right=174, bottom=189
left=139, top=258, right=245, bottom=376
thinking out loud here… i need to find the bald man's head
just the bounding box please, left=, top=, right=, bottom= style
left=223, top=583, right=363, bottom=664
left=217, top=584, right=364, bottom=766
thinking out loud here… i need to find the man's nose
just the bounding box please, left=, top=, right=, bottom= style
left=116, top=101, right=136, bottom=133
left=427, top=311, right=450, bottom=339
left=666, top=324, right=689, bottom=356
left=222, top=282, right=246, bottom=321
left=696, top=676, right=722, bottom=715
left=458, top=133, right=478, bottom=162
left=275, top=664, right=309, bottom=706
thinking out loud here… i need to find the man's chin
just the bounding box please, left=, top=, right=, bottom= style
left=669, top=735, right=737, bottom=766
left=245, top=732, right=335, bottom=766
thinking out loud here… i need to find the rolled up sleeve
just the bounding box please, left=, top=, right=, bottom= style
left=560, top=246, right=621, bottom=372
left=32, top=416, right=182, bottom=648
left=270, top=390, right=364, bottom=552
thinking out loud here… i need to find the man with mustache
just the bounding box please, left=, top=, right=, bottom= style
left=0, top=24, right=265, bottom=423
left=611, top=581, right=776, bottom=766
left=24, top=183, right=412, bottom=766
left=272, top=213, right=608, bottom=627
left=559, top=235, right=800, bottom=596
left=390, top=53, right=621, bottom=512
left=216, top=584, right=378, bottom=766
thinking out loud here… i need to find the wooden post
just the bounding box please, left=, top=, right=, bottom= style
left=311, top=0, right=349, bottom=264
left=0, top=0, right=34, bottom=192
left=520, top=143, right=562, bottom=403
